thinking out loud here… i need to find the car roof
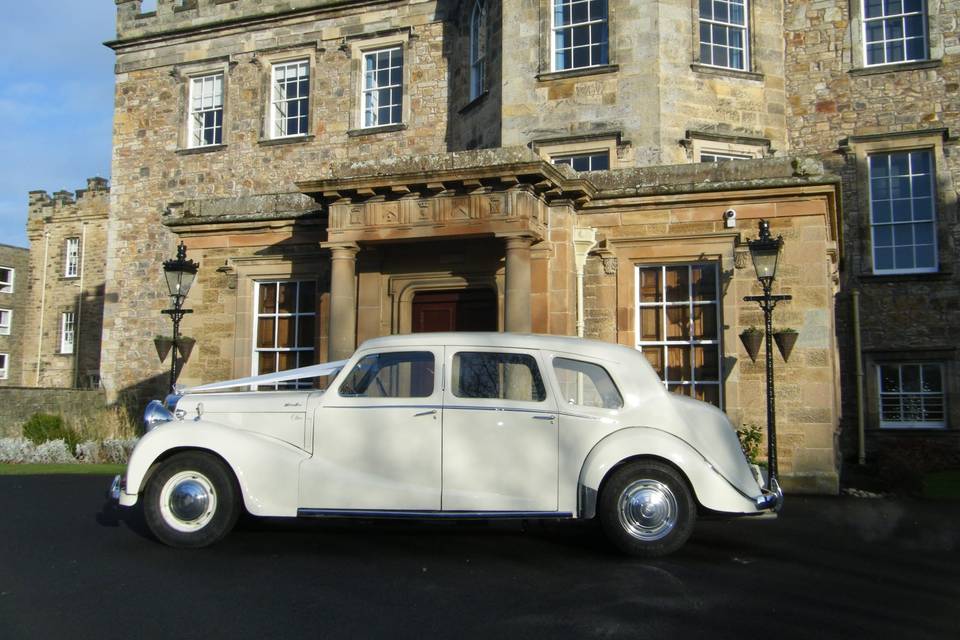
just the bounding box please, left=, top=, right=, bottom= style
left=356, top=332, right=638, bottom=363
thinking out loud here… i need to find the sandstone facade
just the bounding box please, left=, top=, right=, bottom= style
left=785, top=0, right=960, bottom=474
left=21, top=179, right=109, bottom=389
left=92, top=0, right=848, bottom=492
left=0, top=244, right=29, bottom=386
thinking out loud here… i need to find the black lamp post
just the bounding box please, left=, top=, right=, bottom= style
left=743, top=220, right=791, bottom=491
left=161, top=242, right=199, bottom=392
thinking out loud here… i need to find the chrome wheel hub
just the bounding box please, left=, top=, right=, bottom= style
left=159, top=471, right=217, bottom=533
left=617, top=479, right=678, bottom=541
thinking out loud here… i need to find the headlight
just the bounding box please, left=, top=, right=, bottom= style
left=143, top=400, right=174, bottom=432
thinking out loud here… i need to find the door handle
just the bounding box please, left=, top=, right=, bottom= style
left=414, top=409, right=438, bottom=417
left=532, top=415, right=555, bottom=421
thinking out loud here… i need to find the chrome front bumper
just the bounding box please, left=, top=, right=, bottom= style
left=109, top=475, right=122, bottom=501
left=755, top=477, right=784, bottom=512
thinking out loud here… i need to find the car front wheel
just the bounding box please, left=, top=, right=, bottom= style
left=598, top=460, right=696, bottom=557
left=143, top=452, right=240, bottom=548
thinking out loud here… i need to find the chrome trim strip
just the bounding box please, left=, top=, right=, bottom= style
left=297, top=509, right=574, bottom=520
left=443, top=405, right=555, bottom=414
left=323, top=404, right=443, bottom=410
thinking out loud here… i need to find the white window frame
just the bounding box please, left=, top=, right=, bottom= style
left=60, top=312, right=75, bottom=355
left=634, top=263, right=723, bottom=408
left=0, top=353, right=7, bottom=380
left=877, top=362, right=946, bottom=428
left=188, top=72, right=224, bottom=148
left=65, top=237, right=80, bottom=278
left=699, top=151, right=753, bottom=162
left=0, top=309, right=11, bottom=336
left=551, top=0, right=609, bottom=71
left=361, top=46, right=405, bottom=128
left=698, top=0, right=750, bottom=71
left=862, top=0, right=928, bottom=67
left=868, top=148, right=938, bottom=274
left=469, top=0, right=488, bottom=101
left=270, top=60, right=310, bottom=139
left=0, top=267, right=13, bottom=293
left=252, top=280, right=317, bottom=389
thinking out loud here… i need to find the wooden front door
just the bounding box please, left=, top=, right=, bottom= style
left=412, top=289, right=497, bottom=333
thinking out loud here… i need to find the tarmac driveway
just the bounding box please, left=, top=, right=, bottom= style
left=0, top=475, right=957, bottom=639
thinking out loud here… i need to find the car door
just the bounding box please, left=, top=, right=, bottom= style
left=299, top=347, right=442, bottom=511
left=441, top=347, right=559, bottom=512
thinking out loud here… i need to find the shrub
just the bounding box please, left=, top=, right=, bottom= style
left=737, top=423, right=763, bottom=465
left=75, top=438, right=137, bottom=464
left=0, top=438, right=36, bottom=463
left=22, top=414, right=80, bottom=452
left=72, top=405, right=138, bottom=442
left=33, top=440, right=76, bottom=464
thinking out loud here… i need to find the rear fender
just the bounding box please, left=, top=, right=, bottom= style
left=124, top=419, right=308, bottom=517
left=577, top=427, right=759, bottom=518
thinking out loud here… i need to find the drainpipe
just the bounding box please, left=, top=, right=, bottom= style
left=35, top=232, right=50, bottom=386
left=573, top=228, right=598, bottom=338
left=72, top=223, right=87, bottom=388
left=852, top=289, right=866, bottom=465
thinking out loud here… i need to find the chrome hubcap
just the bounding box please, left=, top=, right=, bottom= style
left=617, top=479, right=678, bottom=541
left=169, top=479, right=209, bottom=522
left=159, top=471, right=217, bottom=533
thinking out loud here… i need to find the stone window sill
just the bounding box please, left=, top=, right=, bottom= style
left=848, top=59, right=942, bottom=77
left=258, top=135, right=314, bottom=147
left=690, top=63, right=763, bottom=82
left=176, top=144, right=227, bottom=156
left=536, top=64, right=619, bottom=82
left=858, top=270, right=952, bottom=283
left=459, top=91, right=489, bottom=115
left=347, top=123, right=407, bottom=137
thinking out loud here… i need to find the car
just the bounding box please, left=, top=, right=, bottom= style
left=111, top=332, right=781, bottom=556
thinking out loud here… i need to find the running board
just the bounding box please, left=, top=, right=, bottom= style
left=297, top=509, right=573, bottom=520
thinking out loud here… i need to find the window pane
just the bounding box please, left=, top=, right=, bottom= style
left=666, top=347, right=691, bottom=382
left=453, top=351, right=546, bottom=401
left=278, top=283, right=297, bottom=313
left=664, top=267, right=689, bottom=302
left=639, top=268, right=662, bottom=302
left=641, top=307, right=661, bottom=341
left=277, top=317, right=295, bottom=348
left=643, top=348, right=663, bottom=377
left=692, top=305, right=717, bottom=340
left=553, top=357, right=623, bottom=409
left=666, top=306, right=691, bottom=339
left=259, top=283, right=277, bottom=313
left=340, top=352, right=435, bottom=398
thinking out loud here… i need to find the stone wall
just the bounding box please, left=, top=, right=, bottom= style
left=20, top=179, right=109, bottom=389
left=0, top=388, right=107, bottom=438
left=499, top=0, right=788, bottom=166
left=0, top=244, right=29, bottom=386
left=785, top=0, right=960, bottom=469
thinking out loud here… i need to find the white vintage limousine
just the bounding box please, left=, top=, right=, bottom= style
left=111, top=333, right=781, bottom=556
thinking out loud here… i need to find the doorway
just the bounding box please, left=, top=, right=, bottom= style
left=411, top=289, right=498, bottom=333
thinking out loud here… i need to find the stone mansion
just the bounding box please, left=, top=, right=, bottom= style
left=10, top=0, right=960, bottom=492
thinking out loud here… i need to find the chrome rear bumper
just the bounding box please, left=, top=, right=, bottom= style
left=755, top=477, right=784, bottom=512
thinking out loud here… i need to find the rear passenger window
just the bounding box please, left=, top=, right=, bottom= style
left=553, top=357, right=623, bottom=409
left=452, top=352, right=546, bottom=402
left=339, top=351, right=435, bottom=398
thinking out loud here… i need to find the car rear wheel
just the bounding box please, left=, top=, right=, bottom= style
left=598, top=460, right=696, bottom=557
left=143, top=452, right=240, bottom=548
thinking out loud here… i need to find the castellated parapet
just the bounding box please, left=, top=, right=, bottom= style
left=114, top=0, right=374, bottom=40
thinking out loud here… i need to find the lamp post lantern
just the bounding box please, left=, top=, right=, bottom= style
left=743, top=220, right=791, bottom=493
left=161, top=242, right=199, bottom=392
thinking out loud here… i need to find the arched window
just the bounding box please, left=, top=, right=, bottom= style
left=469, top=0, right=487, bottom=100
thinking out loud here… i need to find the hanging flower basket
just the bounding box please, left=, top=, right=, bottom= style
left=154, top=336, right=174, bottom=363
left=739, top=328, right=763, bottom=363
left=774, top=329, right=799, bottom=363
left=177, top=336, right=196, bottom=362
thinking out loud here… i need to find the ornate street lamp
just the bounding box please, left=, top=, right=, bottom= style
left=743, top=220, right=791, bottom=494
left=161, top=242, right=199, bottom=391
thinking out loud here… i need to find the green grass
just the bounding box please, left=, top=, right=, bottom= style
left=0, top=464, right=125, bottom=476
left=922, top=470, right=960, bottom=500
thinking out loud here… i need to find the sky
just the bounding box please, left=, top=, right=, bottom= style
left=0, top=3, right=117, bottom=248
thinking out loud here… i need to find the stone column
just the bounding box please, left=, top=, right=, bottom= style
left=503, top=235, right=534, bottom=333
left=325, top=242, right=360, bottom=360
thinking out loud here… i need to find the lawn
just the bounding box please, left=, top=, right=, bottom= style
left=922, top=470, right=960, bottom=500
left=0, top=464, right=125, bottom=476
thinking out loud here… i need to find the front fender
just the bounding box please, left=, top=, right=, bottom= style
left=123, top=419, right=309, bottom=517
left=577, top=427, right=761, bottom=518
